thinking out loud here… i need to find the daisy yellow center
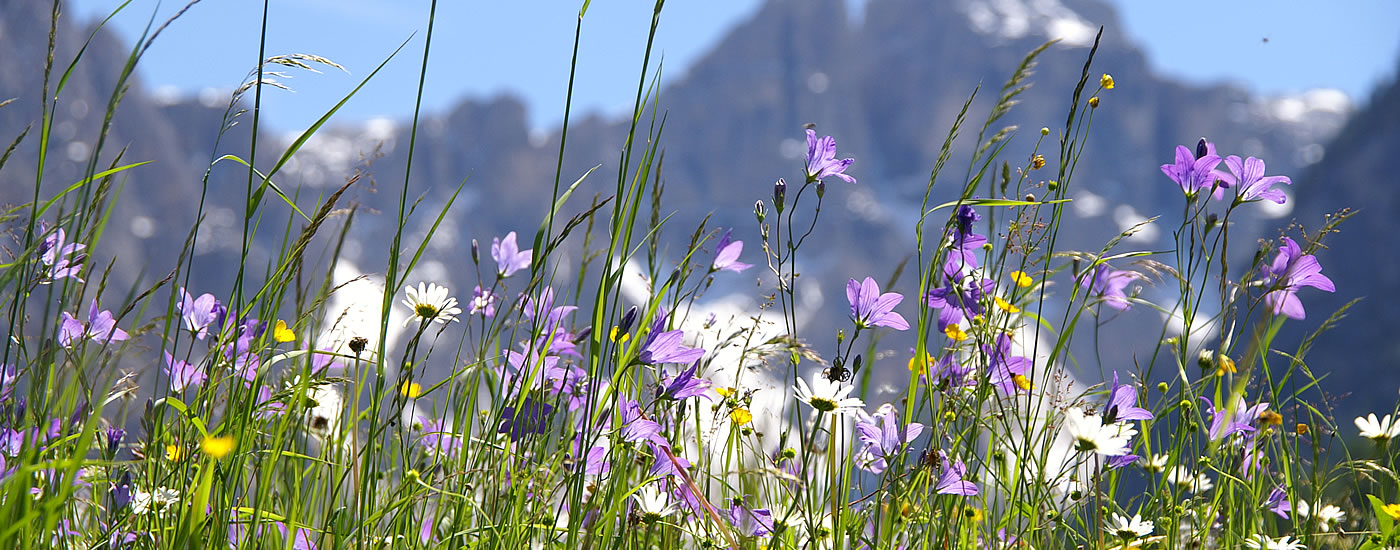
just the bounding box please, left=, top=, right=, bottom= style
left=810, top=397, right=838, bottom=413
left=415, top=303, right=440, bottom=319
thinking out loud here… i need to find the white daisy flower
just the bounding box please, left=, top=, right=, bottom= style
left=794, top=375, right=865, bottom=416
left=130, top=489, right=153, bottom=515
left=1296, top=500, right=1345, bottom=528
left=153, top=486, right=180, bottom=507
left=1106, top=512, right=1154, bottom=539
left=1062, top=407, right=1135, bottom=457
left=402, top=282, right=463, bottom=327
left=1355, top=413, right=1400, bottom=441
left=1166, top=465, right=1213, bottom=493
left=1140, top=453, right=1170, bottom=473
left=631, top=484, right=675, bottom=524
left=1244, top=534, right=1305, bottom=550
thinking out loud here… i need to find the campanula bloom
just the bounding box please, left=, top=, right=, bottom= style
left=1104, top=372, right=1153, bottom=423
left=711, top=229, right=752, bottom=273
left=59, top=300, right=130, bottom=347
left=497, top=396, right=553, bottom=442
left=491, top=231, right=532, bottom=277
left=727, top=498, right=775, bottom=537
left=926, top=265, right=993, bottom=330
left=656, top=360, right=713, bottom=401
left=618, top=398, right=667, bottom=447
left=1202, top=396, right=1267, bottom=442
left=1079, top=264, right=1139, bottom=311
left=162, top=352, right=206, bottom=393
left=1161, top=140, right=1227, bottom=197
left=38, top=228, right=85, bottom=283
left=636, top=309, right=705, bottom=365
left=847, top=277, right=909, bottom=330
left=935, top=455, right=978, bottom=496
left=1264, top=486, right=1291, bottom=518
left=984, top=333, right=1031, bottom=396
left=854, top=404, right=924, bottom=474
left=176, top=288, right=224, bottom=340
left=1258, top=237, right=1334, bottom=320
left=1220, top=155, right=1290, bottom=204
left=804, top=129, right=857, bottom=184
left=469, top=285, right=497, bottom=317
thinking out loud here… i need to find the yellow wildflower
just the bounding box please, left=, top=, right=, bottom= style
left=1384, top=503, right=1400, bottom=521
left=273, top=320, right=296, bottom=343
left=609, top=326, right=629, bottom=343
left=1031, top=154, right=1046, bottom=170
left=1215, top=354, right=1237, bottom=376
left=1088, top=96, right=1100, bottom=108
left=1258, top=410, right=1282, bottom=426
left=1012, top=374, right=1032, bottom=391
left=1295, top=423, right=1309, bottom=436
left=165, top=444, right=184, bottom=462
left=400, top=381, right=423, bottom=399
left=908, top=352, right=933, bottom=372
left=994, top=296, right=1019, bottom=313
left=201, top=435, right=236, bottom=459
left=1009, top=271, right=1033, bottom=288
left=1100, top=73, right=1115, bottom=89
left=944, top=324, right=968, bottom=342
left=715, top=387, right=734, bottom=398
left=730, top=408, right=753, bottom=426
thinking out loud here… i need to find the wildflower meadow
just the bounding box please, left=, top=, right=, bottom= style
left=1, top=2, right=1393, bottom=549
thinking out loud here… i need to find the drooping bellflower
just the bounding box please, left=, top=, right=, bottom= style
left=1258, top=237, right=1334, bottom=320
left=711, top=229, right=752, bottom=273
left=804, top=129, right=857, bottom=184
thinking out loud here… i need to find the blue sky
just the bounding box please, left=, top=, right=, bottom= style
left=70, top=0, right=1400, bottom=131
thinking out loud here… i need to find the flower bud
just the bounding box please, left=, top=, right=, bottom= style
left=1040, top=127, right=1050, bottom=136
left=816, top=181, right=826, bottom=199
left=349, top=336, right=368, bottom=355
left=1195, top=138, right=1209, bottom=160
left=470, top=239, right=480, bottom=265
left=754, top=200, right=767, bottom=223
left=1088, top=96, right=1099, bottom=108
left=773, top=178, right=787, bottom=213
left=1156, top=382, right=1169, bottom=393
left=1047, top=180, right=1059, bottom=191
left=618, top=306, right=639, bottom=334
left=1197, top=349, right=1215, bottom=371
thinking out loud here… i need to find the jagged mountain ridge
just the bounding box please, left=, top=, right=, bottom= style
left=0, top=0, right=1368, bottom=406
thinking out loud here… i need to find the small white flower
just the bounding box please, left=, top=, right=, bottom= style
left=153, top=486, right=180, bottom=507
left=1244, top=534, right=1305, bottom=550
left=794, top=375, right=865, bottom=416
left=1355, top=413, right=1400, bottom=441
left=1140, top=453, right=1170, bottom=473
left=631, top=484, right=675, bottom=524
left=130, top=489, right=153, bottom=515
left=1063, top=407, right=1135, bottom=457
left=1296, top=500, right=1345, bottom=528
left=401, top=282, right=463, bottom=327
left=1166, top=465, right=1213, bottom=493
left=1106, top=512, right=1154, bottom=539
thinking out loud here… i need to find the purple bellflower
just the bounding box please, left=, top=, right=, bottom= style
left=1259, top=237, right=1334, bottom=320
left=711, top=229, right=753, bottom=273
left=176, top=288, right=224, bottom=340
left=1202, top=396, right=1268, bottom=442
left=497, top=396, right=554, bottom=442
left=39, top=228, right=85, bottom=283
left=935, top=455, right=978, bottom=496
left=1264, top=486, right=1291, bottom=519
left=727, top=498, right=775, bottom=538
left=469, top=285, right=498, bottom=317
left=417, top=417, right=463, bottom=460
left=1104, top=372, right=1153, bottom=423
left=1220, top=155, right=1290, bottom=204
left=925, top=264, right=994, bottom=331
left=636, top=309, right=706, bottom=365
left=656, top=361, right=713, bottom=401
left=492, top=231, right=533, bottom=277
left=805, top=129, right=856, bottom=184
left=1161, top=140, right=1228, bottom=197
left=162, top=352, right=206, bottom=393
left=847, top=277, right=910, bottom=331
left=984, top=333, right=1032, bottom=396
left=618, top=398, right=668, bottom=448
left=854, top=405, right=924, bottom=474
left=1079, top=264, right=1139, bottom=311
left=59, top=300, right=130, bottom=348
left=522, top=288, right=581, bottom=357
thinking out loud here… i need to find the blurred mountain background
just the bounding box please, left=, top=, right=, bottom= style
left=0, top=0, right=1395, bottom=416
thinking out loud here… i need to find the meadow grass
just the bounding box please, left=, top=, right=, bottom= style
left=0, top=1, right=1391, bottom=549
